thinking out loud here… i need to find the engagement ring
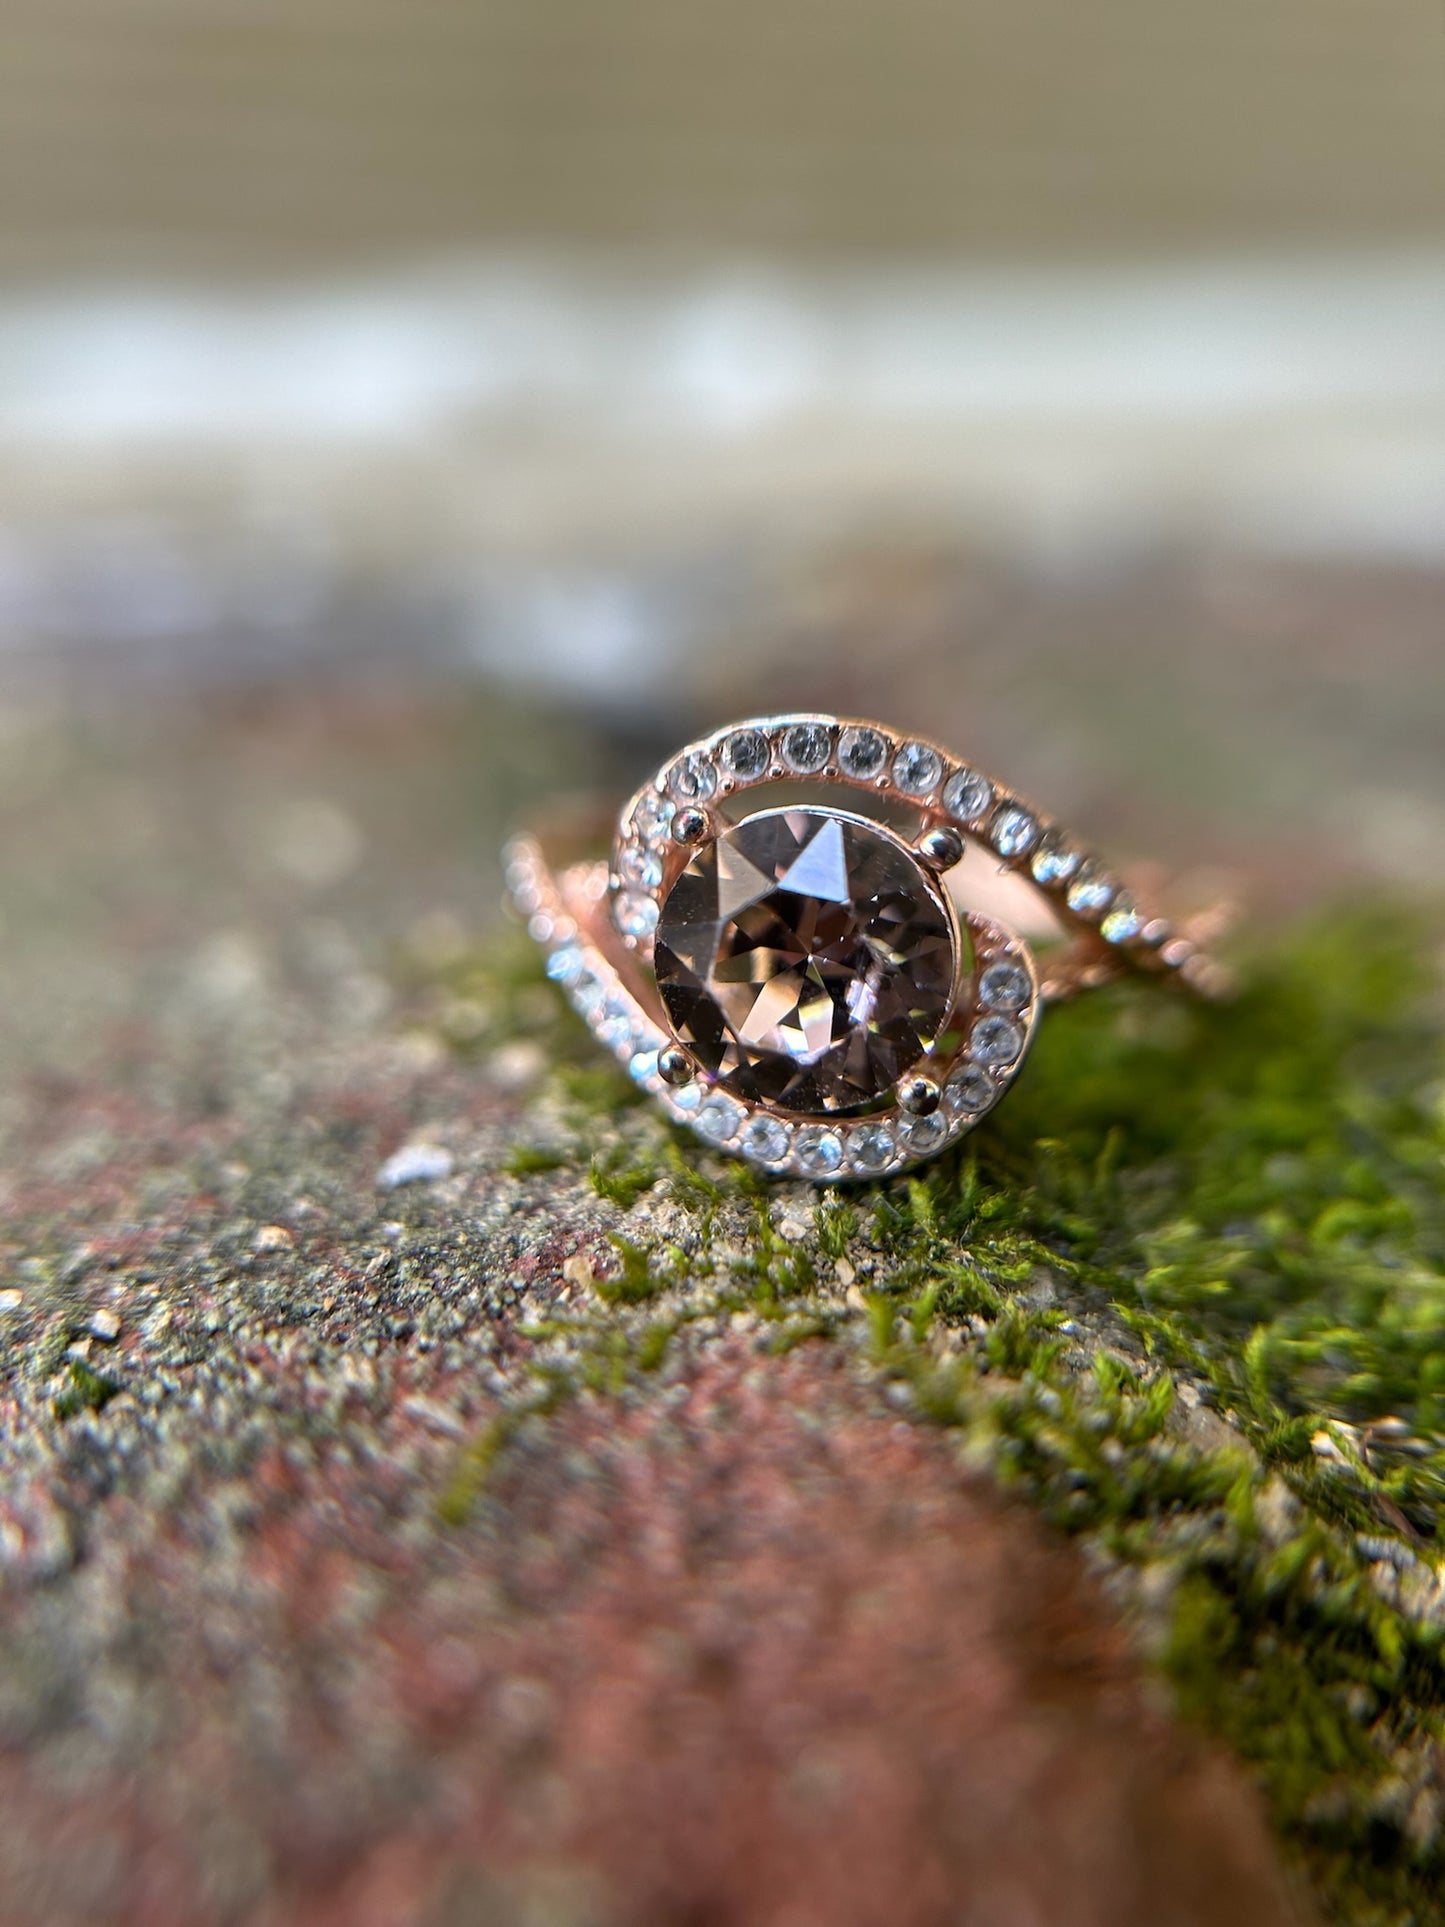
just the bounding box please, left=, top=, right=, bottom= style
left=506, top=715, right=1229, bottom=1183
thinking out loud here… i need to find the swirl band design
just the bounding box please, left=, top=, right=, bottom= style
left=506, top=715, right=1228, bottom=1183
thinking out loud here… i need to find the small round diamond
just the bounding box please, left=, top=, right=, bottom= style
left=900, top=1111, right=948, bottom=1156
left=849, top=1122, right=897, bottom=1175
left=837, top=726, right=890, bottom=780
left=619, top=843, right=663, bottom=888
left=1067, top=866, right=1115, bottom=918
left=632, top=792, right=674, bottom=841
left=599, top=998, right=639, bottom=1051
left=571, top=968, right=605, bottom=1016
left=741, top=1115, right=792, bottom=1167
left=892, top=741, right=944, bottom=796
left=944, top=1064, right=994, bottom=1116
left=970, top=1015, right=1024, bottom=1066
left=722, top=729, right=770, bottom=780
left=545, top=944, right=586, bottom=986
left=979, top=961, right=1031, bottom=1011
left=1101, top=899, right=1143, bottom=944
left=990, top=805, right=1039, bottom=858
left=1031, top=837, right=1081, bottom=885
left=695, top=1096, right=743, bottom=1144
left=795, top=1126, right=845, bottom=1177
left=782, top=723, right=833, bottom=773
left=614, top=891, right=660, bottom=939
left=668, top=754, right=718, bottom=803
left=943, top=769, right=992, bottom=823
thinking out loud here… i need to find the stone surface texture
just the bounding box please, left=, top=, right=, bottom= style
left=0, top=685, right=1322, bottom=1926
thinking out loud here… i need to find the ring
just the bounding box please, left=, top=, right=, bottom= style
left=505, top=715, right=1230, bottom=1183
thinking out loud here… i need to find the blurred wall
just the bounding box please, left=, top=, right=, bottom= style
left=1, top=0, right=1443, bottom=272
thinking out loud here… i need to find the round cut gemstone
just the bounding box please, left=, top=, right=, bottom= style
left=632, top=792, right=674, bottom=841
left=782, top=723, right=833, bottom=773
left=614, top=891, right=660, bottom=939
left=620, top=843, right=663, bottom=888
left=990, top=805, right=1039, bottom=858
left=970, top=1014, right=1023, bottom=1066
left=1101, top=898, right=1142, bottom=944
left=1031, top=837, right=1081, bottom=885
left=668, top=753, right=718, bottom=802
left=695, top=1096, right=743, bottom=1143
left=1067, top=865, right=1115, bottom=917
left=892, top=741, right=943, bottom=796
left=944, top=1064, right=994, bottom=1116
left=795, top=1126, right=845, bottom=1176
left=837, top=727, right=890, bottom=780
left=741, top=1115, right=792, bottom=1166
left=979, top=961, right=1030, bottom=1011
left=943, top=768, right=992, bottom=823
left=655, top=807, right=960, bottom=1115
left=900, top=1111, right=948, bottom=1156
left=722, top=729, right=770, bottom=780
left=849, top=1122, right=897, bottom=1174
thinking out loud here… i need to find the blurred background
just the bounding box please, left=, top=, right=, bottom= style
left=2, top=0, right=1443, bottom=1082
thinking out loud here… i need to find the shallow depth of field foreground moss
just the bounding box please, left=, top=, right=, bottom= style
left=450, top=906, right=1445, bottom=1923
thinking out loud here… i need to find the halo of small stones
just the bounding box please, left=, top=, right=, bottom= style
left=508, top=831, right=1039, bottom=1183
left=611, top=715, right=1205, bottom=989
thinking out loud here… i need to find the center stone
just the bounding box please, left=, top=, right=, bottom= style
left=654, top=806, right=959, bottom=1115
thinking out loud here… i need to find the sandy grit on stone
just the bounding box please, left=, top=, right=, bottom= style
left=0, top=1345, right=1310, bottom=1927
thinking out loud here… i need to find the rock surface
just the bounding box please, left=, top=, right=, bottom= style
left=0, top=689, right=1321, bottom=1925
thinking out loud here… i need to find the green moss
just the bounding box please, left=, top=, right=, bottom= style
left=438, top=903, right=1445, bottom=1922
left=589, top=1144, right=660, bottom=1208
left=505, top=1143, right=570, bottom=1177
left=52, top=1358, right=122, bottom=1421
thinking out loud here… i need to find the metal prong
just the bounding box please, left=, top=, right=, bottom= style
left=916, top=825, right=965, bottom=871
left=671, top=807, right=709, bottom=845
left=658, top=1046, right=696, bottom=1088
left=897, top=1072, right=942, bottom=1116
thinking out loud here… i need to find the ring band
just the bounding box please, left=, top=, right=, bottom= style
left=506, top=715, right=1230, bottom=1184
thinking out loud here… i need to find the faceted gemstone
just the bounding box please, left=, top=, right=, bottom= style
left=1101, top=898, right=1143, bottom=944
left=620, top=843, right=663, bottom=888
left=695, top=1096, right=743, bottom=1143
left=900, top=1111, right=948, bottom=1157
left=837, top=727, right=890, bottom=780
left=892, top=741, right=943, bottom=796
left=979, top=961, right=1031, bottom=1011
left=849, top=1122, right=897, bottom=1174
left=1067, top=865, right=1115, bottom=917
left=614, top=891, right=660, bottom=939
left=632, top=792, right=674, bottom=841
left=970, top=1014, right=1023, bottom=1066
left=722, top=729, right=770, bottom=779
left=668, top=753, right=718, bottom=802
left=782, top=722, right=833, bottom=773
left=990, top=805, right=1039, bottom=858
left=795, top=1126, right=845, bottom=1176
left=546, top=943, right=586, bottom=986
left=741, top=1115, right=792, bottom=1165
left=655, top=807, right=959, bottom=1116
left=943, top=768, right=992, bottom=823
left=944, top=1063, right=994, bottom=1116
left=1031, top=837, right=1081, bottom=885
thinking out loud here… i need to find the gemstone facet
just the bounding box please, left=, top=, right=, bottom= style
left=943, top=769, right=992, bottom=823
left=782, top=723, right=833, bottom=773
left=655, top=807, right=959, bottom=1115
left=837, top=727, right=890, bottom=780
left=892, top=741, right=943, bottom=796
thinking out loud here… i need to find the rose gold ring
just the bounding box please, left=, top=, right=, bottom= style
left=506, top=715, right=1231, bottom=1184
